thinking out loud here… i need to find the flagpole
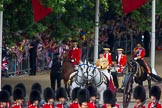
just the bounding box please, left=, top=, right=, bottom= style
left=0, top=5, right=3, bottom=91
left=94, top=0, right=99, bottom=63
left=151, top=0, right=157, bottom=75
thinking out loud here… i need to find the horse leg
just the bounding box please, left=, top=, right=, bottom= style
left=64, top=80, right=70, bottom=99
left=147, top=76, right=151, bottom=90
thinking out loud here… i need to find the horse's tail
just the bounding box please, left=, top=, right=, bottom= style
left=150, top=73, right=162, bottom=82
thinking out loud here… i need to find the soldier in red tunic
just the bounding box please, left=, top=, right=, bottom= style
left=116, top=47, right=127, bottom=92
left=87, top=85, right=100, bottom=108
left=56, top=87, right=68, bottom=108
left=42, top=87, right=56, bottom=108
left=103, top=45, right=112, bottom=68
left=148, top=86, right=162, bottom=108
left=31, top=82, right=45, bottom=107
left=133, top=41, right=151, bottom=75
left=68, top=40, right=82, bottom=66
left=12, top=88, right=24, bottom=108
left=28, top=90, right=41, bottom=108
left=133, top=85, right=146, bottom=108
left=77, top=88, right=95, bottom=108
left=2, top=84, right=12, bottom=105
left=69, top=87, right=81, bottom=108
left=0, top=90, right=11, bottom=108
left=102, top=89, right=119, bottom=108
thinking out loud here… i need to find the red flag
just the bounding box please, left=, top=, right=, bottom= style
left=122, top=0, right=148, bottom=14
left=31, top=0, right=52, bottom=22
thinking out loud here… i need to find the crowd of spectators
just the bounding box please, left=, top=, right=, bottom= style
left=2, top=14, right=162, bottom=76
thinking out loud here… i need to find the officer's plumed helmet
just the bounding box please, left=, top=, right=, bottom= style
left=72, top=87, right=81, bottom=101
left=77, top=88, right=90, bottom=105
left=56, top=87, right=67, bottom=100
left=14, top=83, right=26, bottom=97
left=13, top=87, right=24, bottom=101
left=43, top=87, right=55, bottom=102
left=2, top=84, right=12, bottom=96
left=103, top=89, right=116, bottom=106
left=0, top=90, right=10, bottom=102
left=31, top=82, right=42, bottom=94
left=87, top=85, right=97, bottom=97
left=150, top=86, right=161, bottom=100
left=30, top=90, right=41, bottom=104
left=133, top=85, right=146, bottom=102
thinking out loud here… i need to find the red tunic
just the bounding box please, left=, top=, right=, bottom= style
left=116, top=54, right=127, bottom=73
left=134, top=104, right=146, bottom=108
left=104, top=53, right=112, bottom=66
left=102, top=103, right=120, bottom=108
left=11, top=102, right=22, bottom=108
left=28, top=104, right=38, bottom=108
left=148, top=101, right=162, bottom=108
left=56, top=104, right=63, bottom=108
left=42, top=103, right=54, bottom=108
left=68, top=48, right=81, bottom=65
left=88, top=102, right=96, bottom=108
left=133, top=47, right=145, bottom=59
left=69, top=102, right=79, bottom=108
left=0, top=102, right=11, bottom=108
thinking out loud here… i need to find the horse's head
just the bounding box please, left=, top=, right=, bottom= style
left=128, top=60, right=138, bottom=73
left=78, top=61, right=96, bottom=84
left=61, top=51, right=70, bottom=61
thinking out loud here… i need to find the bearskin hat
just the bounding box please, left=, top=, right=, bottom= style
left=43, top=87, right=55, bottom=102
left=0, top=90, right=10, bottom=102
left=133, top=85, right=146, bottom=102
left=56, top=87, right=67, bottom=100
left=13, top=87, right=24, bottom=101
left=150, top=86, right=161, bottom=100
left=103, top=89, right=116, bottom=106
left=87, top=85, right=97, bottom=97
left=2, top=84, right=12, bottom=96
left=14, top=83, right=26, bottom=97
left=77, top=88, right=90, bottom=105
left=31, top=82, right=42, bottom=94
left=72, top=87, right=81, bottom=101
left=30, top=90, right=41, bottom=104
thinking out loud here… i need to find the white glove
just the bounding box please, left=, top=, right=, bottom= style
left=71, top=59, right=74, bottom=62
left=134, top=57, right=138, bottom=60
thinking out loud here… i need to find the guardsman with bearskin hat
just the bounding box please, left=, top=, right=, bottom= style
left=31, top=82, right=45, bottom=107
left=42, top=87, right=56, bottom=108
left=103, top=44, right=112, bottom=68
left=2, top=84, right=12, bottom=105
left=102, top=89, right=119, bottom=108
left=14, top=83, right=27, bottom=107
left=77, top=88, right=95, bottom=108
left=116, top=47, right=127, bottom=92
left=133, top=85, right=146, bottom=108
left=69, top=87, right=81, bottom=108
left=28, top=90, right=41, bottom=108
left=12, top=88, right=25, bottom=108
left=148, top=86, right=162, bottom=108
left=56, top=87, right=68, bottom=108
left=68, top=40, right=82, bottom=66
left=0, top=90, right=11, bottom=108
left=87, top=85, right=100, bottom=108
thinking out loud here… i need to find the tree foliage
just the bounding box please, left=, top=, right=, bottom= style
left=1, top=0, right=162, bottom=45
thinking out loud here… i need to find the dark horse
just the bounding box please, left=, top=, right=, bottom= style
left=123, top=59, right=162, bottom=108
left=61, top=51, right=74, bottom=98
